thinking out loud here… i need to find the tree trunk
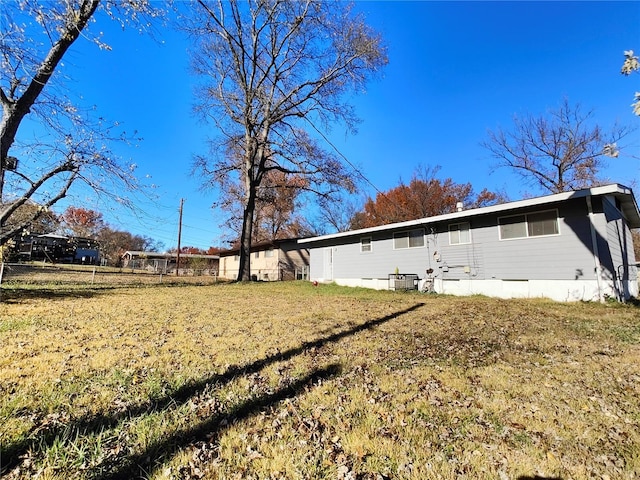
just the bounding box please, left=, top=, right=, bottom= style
left=237, top=181, right=257, bottom=282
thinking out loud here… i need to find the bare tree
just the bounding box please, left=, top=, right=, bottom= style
left=0, top=201, right=60, bottom=236
left=315, top=193, right=363, bottom=234
left=215, top=168, right=312, bottom=244
left=482, top=99, right=634, bottom=194
left=0, top=0, right=162, bottom=245
left=97, top=226, right=161, bottom=266
left=251, top=171, right=312, bottom=242
left=185, top=0, right=387, bottom=281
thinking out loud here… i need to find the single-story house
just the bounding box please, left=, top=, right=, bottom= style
left=218, top=238, right=309, bottom=281
left=122, top=251, right=219, bottom=274
left=18, top=233, right=100, bottom=264
left=299, top=184, right=639, bottom=302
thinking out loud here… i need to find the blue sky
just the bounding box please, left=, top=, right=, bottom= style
left=43, top=1, right=640, bottom=250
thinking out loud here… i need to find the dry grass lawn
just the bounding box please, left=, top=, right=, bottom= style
left=0, top=280, right=639, bottom=479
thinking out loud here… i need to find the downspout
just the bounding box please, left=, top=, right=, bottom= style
left=586, top=195, right=604, bottom=303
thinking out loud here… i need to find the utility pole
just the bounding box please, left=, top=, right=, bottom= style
left=176, top=198, right=184, bottom=276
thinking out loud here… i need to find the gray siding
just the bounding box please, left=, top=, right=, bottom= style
left=456, top=200, right=601, bottom=281
left=604, top=195, right=637, bottom=283
left=421, top=225, right=483, bottom=280
left=331, top=232, right=430, bottom=279
left=308, top=243, right=325, bottom=278
left=309, top=196, right=614, bottom=283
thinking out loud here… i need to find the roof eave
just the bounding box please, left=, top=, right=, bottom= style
left=299, top=183, right=639, bottom=244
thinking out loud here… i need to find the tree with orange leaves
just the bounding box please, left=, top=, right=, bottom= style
left=351, top=166, right=506, bottom=229
left=218, top=170, right=314, bottom=245
left=60, top=206, right=105, bottom=238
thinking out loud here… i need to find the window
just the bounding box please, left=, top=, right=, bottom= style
left=527, top=211, right=559, bottom=236
left=499, top=210, right=559, bottom=240
left=254, top=251, right=260, bottom=258
left=361, top=237, right=372, bottom=252
left=409, top=229, right=424, bottom=248
left=499, top=215, right=527, bottom=240
left=393, top=228, right=425, bottom=249
left=265, top=248, right=274, bottom=258
left=449, top=222, right=471, bottom=245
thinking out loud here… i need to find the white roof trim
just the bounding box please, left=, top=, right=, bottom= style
left=299, top=184, right=639, bottom=244
left=122, top=251, right=219, bottom=259
left=38, top=233, right=69, bottom=239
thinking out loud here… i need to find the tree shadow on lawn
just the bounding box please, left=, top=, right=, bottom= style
left=517, top=476, right=564, bottom=480
left=0, top=285, right=121, bottom=303
left=1, top=302, right=425, bottom=477
left=0, top=281, right=201, bottom=303
left=99, top=363, right=342, bottom=480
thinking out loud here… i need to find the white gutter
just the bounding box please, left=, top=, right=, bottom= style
left=299, top=183, right=635, bottom=245
left=586, top=195, right=604, bottom=303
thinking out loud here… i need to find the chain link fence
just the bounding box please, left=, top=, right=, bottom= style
left=0, top=262, right=220, bottom=289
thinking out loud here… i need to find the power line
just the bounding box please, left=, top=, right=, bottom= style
left=305, top=120, right=423, bottom=223
left=306, top=121, right=386, bottom=197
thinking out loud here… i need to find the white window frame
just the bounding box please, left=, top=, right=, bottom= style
left=498, top=209, right=560, bottom=240
left=360, top=237, right=372, bottom=253
left=449, top=222, right=471, bottom=245
left=393, top=228, right=425, bottom=250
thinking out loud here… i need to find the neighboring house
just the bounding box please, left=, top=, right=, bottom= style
left=218, top=238, right=310, bottom=281
left=18, top=233, right=100, bottom=264
left=122, top=251, right=219, bottom=274
left=299, top=184, right=640, bottom=302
